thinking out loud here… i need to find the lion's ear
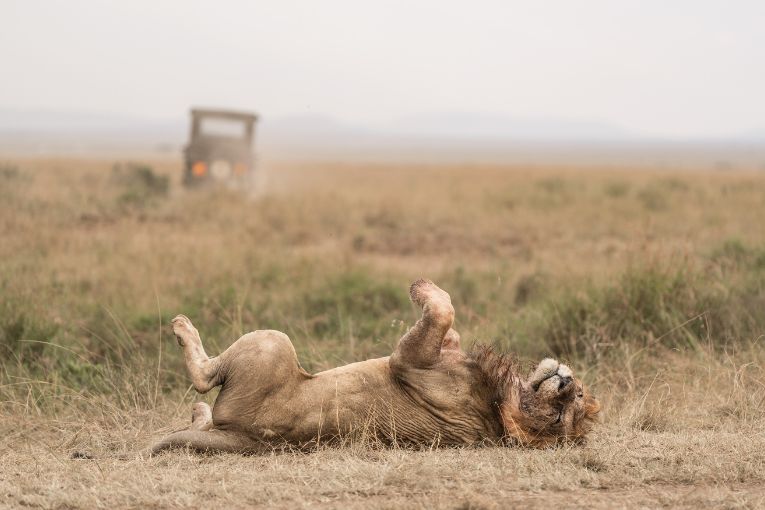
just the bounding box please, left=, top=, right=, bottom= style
left=571, top=391, right=600, bottom=442
left=584, top=393, right=600, bottom=420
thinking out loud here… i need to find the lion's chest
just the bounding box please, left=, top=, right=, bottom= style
left=389, top=363, right=501, bottom=444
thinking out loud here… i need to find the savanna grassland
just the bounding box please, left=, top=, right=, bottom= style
left=1, top=157, right=765, bottom=509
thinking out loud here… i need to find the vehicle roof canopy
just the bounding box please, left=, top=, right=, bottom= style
left=190, top=108, right=258, bottom=123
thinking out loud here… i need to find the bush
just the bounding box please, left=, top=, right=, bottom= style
left=637, top=186, right=668, bottom=211
left=528, top=246, right=765, bottom=360
left=111, top=163, right=169, bottom=209
left=537, top=267, right=714, bottom=359
left=604, top=180, right=631, bottom=198
left=0, top=163, right=20, bottom=180
left=711, top=238, right=750, bottom=265
left=0, top=304, right=57, bottom=365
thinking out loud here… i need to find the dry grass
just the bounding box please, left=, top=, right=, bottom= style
left=3, top=345, right=765, bottom=509
left=1, top=157, right=765, bottom=508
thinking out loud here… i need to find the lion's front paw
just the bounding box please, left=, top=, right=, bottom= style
left=171, top=314, right=197, bottom=346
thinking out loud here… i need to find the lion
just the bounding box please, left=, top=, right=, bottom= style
left=145, top=279, right=599, bottom=456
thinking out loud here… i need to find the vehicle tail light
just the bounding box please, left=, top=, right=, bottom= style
left=192, top=161, right=207, bottom=177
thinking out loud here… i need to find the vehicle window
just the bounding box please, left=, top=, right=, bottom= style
left=200, top=118, right=246, bottom=138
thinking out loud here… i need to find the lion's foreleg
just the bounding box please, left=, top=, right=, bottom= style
left=441, top=328, right=461, bottom=351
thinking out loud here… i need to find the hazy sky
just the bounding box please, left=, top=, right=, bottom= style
left=2, top=1, right=764, bottom=138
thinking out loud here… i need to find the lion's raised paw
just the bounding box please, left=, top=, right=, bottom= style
left=172, top=314, right=198, bottom=347
left=409, top=278, right=451, bottom=307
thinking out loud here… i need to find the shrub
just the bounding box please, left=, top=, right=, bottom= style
left=0, top=304, right=57, bottom=365
left=111, top=163, right=169, bottom=209
left=526, top=243, right=765, bottom=360
left=534, top=266, right=720, bottom=359
left=637, top=186, right=668, bottom=211
left=604, top=180, right=631, bottom=198
left=0, top=163, right=20, bottom=180
left=711, top=238, right=750, bottom=265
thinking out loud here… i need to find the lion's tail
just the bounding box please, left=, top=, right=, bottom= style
left=71, top=429, right=261, bottom=460
left=70, top=449, right=149, bottom=461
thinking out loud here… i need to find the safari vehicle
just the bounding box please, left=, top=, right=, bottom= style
left=183, top=108, right=258, bottom=188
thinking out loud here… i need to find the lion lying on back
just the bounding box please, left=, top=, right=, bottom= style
left=145, top=279, right=599, bottom=456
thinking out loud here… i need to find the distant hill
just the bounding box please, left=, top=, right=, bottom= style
left=385, top=112, right=635, bottom=140
left=0, top=108, right=634, bottom=144
left=1, top=108, right=764, bottom=169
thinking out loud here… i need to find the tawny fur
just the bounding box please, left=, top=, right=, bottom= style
left=144, top=279, right=599, bottom=456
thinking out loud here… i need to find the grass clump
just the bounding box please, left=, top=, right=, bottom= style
left=110, top=162, right=169, bottom=209
left=0, top=162, right=21, bottom=180
left=0, top=313, right=53, bottom=364
left=0, top=300, right=58, bottom=365
left=603, top=180, right=631, bottom=198
left=711, top=238, right=750, bottom=265
left=529, top=258, right=765, bottom=360
left=636, top=186, right=668, bottom=211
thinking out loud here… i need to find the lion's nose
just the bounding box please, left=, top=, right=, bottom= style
left=558, top=376, right=573, bottom=391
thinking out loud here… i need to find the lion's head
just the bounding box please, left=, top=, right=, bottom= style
left=501, top=358, right=600, bottom=447
left=471, top=347, right=600, bottom=447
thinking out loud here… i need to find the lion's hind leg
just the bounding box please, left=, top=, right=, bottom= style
left=172, top=315, right=221, bottom=393
left=190, top=402, right=213, bottom=431
left=149, top=429, right=262, bottom=456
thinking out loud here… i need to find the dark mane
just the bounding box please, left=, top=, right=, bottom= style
left=468, top=343, right=521, bottom=406
left=469, top=344, right=600, bottom=447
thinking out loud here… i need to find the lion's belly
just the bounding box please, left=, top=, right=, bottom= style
left=274, top=357, right=399, bottom=443
left=229, top=356, right=500, bottom=446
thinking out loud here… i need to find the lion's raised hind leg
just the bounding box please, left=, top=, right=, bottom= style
left=172, top=315, right=221, bottom=393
